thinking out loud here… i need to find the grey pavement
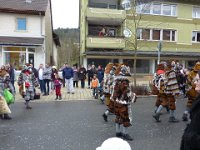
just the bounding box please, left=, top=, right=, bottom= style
left=15, top=86, right=95, bottom=102
left=0, top=96, right=188, bottom=150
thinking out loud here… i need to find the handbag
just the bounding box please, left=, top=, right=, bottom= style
left=3, top=89, right=14, bottom=105
left=0, top=96, right=11, bottom=114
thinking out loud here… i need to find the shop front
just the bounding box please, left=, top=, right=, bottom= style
left=0, top=37, right=45, bottom=70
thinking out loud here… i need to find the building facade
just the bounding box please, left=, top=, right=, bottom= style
left=0, top=0, right=59, bottom=70
left=80, top=0, right=200, bottom=76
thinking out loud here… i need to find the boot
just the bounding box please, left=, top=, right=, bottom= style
left=165, top=106, right=170, bottom=113
left=0, top=114, right=4, bottom=119
left=116, top=132, right=123, bottom=137
left=25, top=101, right=32, bottom=109
left=182, top=113, right=188, bottom=122
left=3, top=114, right=12, bottom=120
left=55, top=95, right=58, bottom=100
left=168, top=116, right=179, bottom=123
left=102, top=113, right=108, bottom=122
left=59, top=96, right=62, bottom=100
left=123, top=134, right=133, bottom=141
left=153, top=113, right=161, bottom=122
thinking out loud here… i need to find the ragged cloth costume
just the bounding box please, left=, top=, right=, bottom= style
left=153, top=62, right=180, bottom=122
left=182, top=63, right=200, bottom=121
left=102, top=63, right=118, bottom=122
left=152, top=64, right=169, bottom=113
left=111, top=65, right=136, bottom=141
left=18, top=66, right=38, bottom=109
left=0, top=68, right=15, bottom=119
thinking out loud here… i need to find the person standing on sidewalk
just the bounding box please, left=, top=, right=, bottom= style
left=51, top=66, right=58, bottom=91
left=62, top=63, right=74, bottom=94
left=79, top=65, right=86, bottom=88
left=73, top=65, right=79, bottom=88
left=87, top=64, right=92, bottom=88
left=43, top=64, right=52, bottom=96
left=38, top=64, right=44, bottom=94
left=59, top=63, right=66, bottom=87
left=97, top=65, right=104, bottom=84
left=53, top=73, right=62, bottom=100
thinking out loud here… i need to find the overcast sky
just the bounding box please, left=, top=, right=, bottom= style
left=51, top=0, right=79, bottom=29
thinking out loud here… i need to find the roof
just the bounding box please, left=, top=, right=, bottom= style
left=0, top=0, right=49, bottom=15
left=0, top=36, right=44, bottom=46
left=85, top=50, right=200, bottom=58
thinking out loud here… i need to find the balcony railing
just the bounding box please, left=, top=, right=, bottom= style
left=88, top=2, right=123, bottom=10
left=86, top=36, right=125, bottom=49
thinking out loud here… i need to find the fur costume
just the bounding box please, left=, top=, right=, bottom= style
left=182, top=63, right=200, bottom=121
left=185, top=63, right=200, bottom=107
left=111, top=76, right=136, bottom=127
left=153, top=62, right=179, bottom=122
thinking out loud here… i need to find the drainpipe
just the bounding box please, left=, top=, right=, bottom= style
left=1, top=46, right=3, bottom=65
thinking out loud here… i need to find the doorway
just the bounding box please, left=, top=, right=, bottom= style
left=28, top=53, right=34, bottom=66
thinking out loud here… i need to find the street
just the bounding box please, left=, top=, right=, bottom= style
left=0, top=97, right=187, bottom=150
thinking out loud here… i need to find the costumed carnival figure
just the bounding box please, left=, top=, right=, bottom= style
left=0, top=66, right=15, bottom=119
left=152, top=62, right=169, bottom=113
left=102, top=63, right=118, bottom=122
left=18, top=64, right=38, bottom=109
left=182, top=61, right=200, bottom=121
left=153, top=61, right=180, bottom=122
left=111, top=64, right=137, bottom=141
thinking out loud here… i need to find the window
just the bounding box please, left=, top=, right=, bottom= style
left=153, top=3, right=161, bottom=15
left=137, top=28, right=176, bottom=41
left=142, top=29, right=150, bottom=40
left=3, top=47, right=27, bottom=70
left=152, top=30, right=160, bottom=40
left=137, top=3, right=176, bottom=16
left=123, top=59, right=150, bottom=73
left=136, top=60, right=150, bottom=73
left=193, top=7, right=200, bottom=18
left=192, top=31, right=200, bottom=42
left=171, top=31, right=176, bottom=41
left=17, top=18, right=27, bottom=31
left=163, top=5, right=171, bottom=16
left=163, top=30, right=171, bottom=41
left=163, top=30, right=176, bottom=41
left=138, top=3, right=151, bottom=14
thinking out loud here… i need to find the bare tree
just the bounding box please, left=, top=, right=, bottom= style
left=122, top=0, right=165, bottom=86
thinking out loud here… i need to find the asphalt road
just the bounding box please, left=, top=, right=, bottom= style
left=0, top=97, right=188, bottom=150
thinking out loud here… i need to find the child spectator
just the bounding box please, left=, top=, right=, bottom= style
left=53, top=73, right=62, bottom=100
left=91, top=74, right=99, bottom=99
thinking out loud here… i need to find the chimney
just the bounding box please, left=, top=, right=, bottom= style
left=25, top=0, right=32, bottom=3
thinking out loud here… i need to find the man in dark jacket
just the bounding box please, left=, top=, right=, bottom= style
left=97, top=65, right=104, bottom=84
left=62, top=64, right=74, bottom=94
left=79, top=65, right=86, bottom=88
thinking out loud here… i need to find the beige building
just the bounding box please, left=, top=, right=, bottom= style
left=80, top=0, right=200, bottom=79
left=0, top=0, right=60, bottom=69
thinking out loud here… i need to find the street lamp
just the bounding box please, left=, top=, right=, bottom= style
left=157, top=41, right=162, bottom=64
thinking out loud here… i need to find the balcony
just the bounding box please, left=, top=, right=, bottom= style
left=87, top=2, right=126, bottom=25
left=86, top=36, right=125, bottom=49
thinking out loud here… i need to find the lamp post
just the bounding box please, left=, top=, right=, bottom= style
left=157, top=41, right=162, bottom=64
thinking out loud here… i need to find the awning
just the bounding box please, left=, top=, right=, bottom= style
left=0, top=36, right=44, bottom=46
left=84, top=50, right=200, bottom=58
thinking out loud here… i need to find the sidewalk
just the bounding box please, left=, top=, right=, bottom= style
left=15, top=86, right=95, bottom=102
